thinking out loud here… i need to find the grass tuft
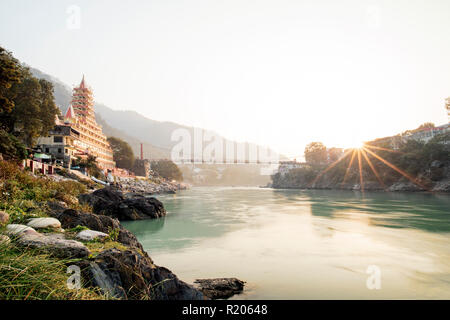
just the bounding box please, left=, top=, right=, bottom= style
left=0, top=238, right=106, bottom=300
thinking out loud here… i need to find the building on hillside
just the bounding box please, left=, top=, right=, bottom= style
left=402, top=123, right=450, bottom=143
left=368, top=135, right=403, bottom=150
left=132, top=159, right=151, bottom=178
left=36, top=124, right=80, bottom=166
left=37, top=76, right=115, bottom=170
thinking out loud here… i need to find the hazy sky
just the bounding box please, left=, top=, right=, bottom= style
left=1, top=0, right=449, bottom=158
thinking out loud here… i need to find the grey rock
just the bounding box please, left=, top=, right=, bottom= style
left=52, top=209, right=144, bottom=250
left=17, top=232, right=90, bottom=258
left=76, top=229, right=108, bottom=241
left=6, top=224, right=37, bottom=236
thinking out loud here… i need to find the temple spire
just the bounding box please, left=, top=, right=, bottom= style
left=80, top=74, right=85, bottom=88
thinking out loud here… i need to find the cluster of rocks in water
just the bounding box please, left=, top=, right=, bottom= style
left=0, top=186, right=245, bottom=300
left=194, top=278, right=245, bottom=300
left=111, top=177, right=188, bottom=195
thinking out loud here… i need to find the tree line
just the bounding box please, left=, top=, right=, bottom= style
left=0, top=47, right=60, bottom=159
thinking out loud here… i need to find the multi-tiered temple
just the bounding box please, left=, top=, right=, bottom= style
left=37, top=76, right=115, bottom=170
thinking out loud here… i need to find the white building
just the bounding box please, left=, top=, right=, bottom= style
left=402, top=123, right=449, bottom=143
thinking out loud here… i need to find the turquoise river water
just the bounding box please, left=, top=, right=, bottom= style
left=122, top=187, right=450, bottom=299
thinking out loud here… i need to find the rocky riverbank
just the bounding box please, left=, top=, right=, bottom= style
left=1, top=198, right=245, bottom=300
left=52, top=168, right=189, bottom=195
left=0, top=161, right=245, bottom=300
left=114, top=176, right=189, bottom=195
left=271, top=160, right=450, bottom=193
left=1, top=200, right=204, bottom=299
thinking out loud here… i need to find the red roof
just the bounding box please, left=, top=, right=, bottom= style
left=64, top=105, right=75, bottom=119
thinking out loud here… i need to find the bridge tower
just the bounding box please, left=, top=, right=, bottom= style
left=446, top=97, right=450, bottom=122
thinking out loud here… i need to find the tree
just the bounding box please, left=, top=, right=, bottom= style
left=77, top=155, right=103, bottom=179
left=328, top=147, right=343, bottom=163
left=304, top=142, right=328, bottom=164
left=0, top=47, right=23, bottom=114
left=403, top=122, right=436, bottom=136
left=0, top=69, right=59, bottom=147
left=107, top=137, right=135, bottom=170
left=0, top=128, right=27, bottom=160
left=151, top=159, right=183, bottom=181
left=414, top=122, right=435, bottom=133
left=0, top=48, right=59, bottom=152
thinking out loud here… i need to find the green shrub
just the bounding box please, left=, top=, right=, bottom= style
left=0, top=161, right=87, bottom=205
left=0, top=129, right=27, bottom=160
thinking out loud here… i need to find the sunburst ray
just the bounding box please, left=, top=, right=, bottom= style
left=309, top=149, right=353, bottom=187
left=360, top=148, right=386, bottom=189
left=357, top=149, right=364, bottom=192
left=341, top=149, right=356, bottom=186
left=364, top=144, right=404, bottom=154
left=362, top=147, right=427, bottom=190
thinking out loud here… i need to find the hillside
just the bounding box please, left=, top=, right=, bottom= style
left=96, top=115, right=170, bottom=160
left=29, top=67, right=281, bottom=162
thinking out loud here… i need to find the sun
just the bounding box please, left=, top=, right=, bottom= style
left=344, top=140, right=366, bottom=150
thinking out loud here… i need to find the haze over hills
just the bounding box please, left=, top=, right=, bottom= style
left=29, top=67, right=283, bottom=163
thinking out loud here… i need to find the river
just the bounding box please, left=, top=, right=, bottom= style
left=122, top=187, right=450, bottom=299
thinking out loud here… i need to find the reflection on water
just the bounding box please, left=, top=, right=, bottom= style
left=122, top=187, right=450, bottom=299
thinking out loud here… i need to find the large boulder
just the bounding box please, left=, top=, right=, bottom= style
left=51, top=209, right=144, bottom=251
left=82, top=261, right=127, bottom=299
left=17, top=233, right=90, bottom=258
left=194, top=278, right=245, bottom=299
left=78, top=187, right=166, bottom=221
left=27, top=217, right=61, bottom=229
left=6, top=224, right=37, bottom=236
left=76, top=229, right=108, bottom=241
left=78, top=248, right=204, bottom=300
left=46, top=201, right=69, bottom=215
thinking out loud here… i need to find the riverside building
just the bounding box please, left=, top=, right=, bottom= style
left=37, top=76, right=115, bottom=170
